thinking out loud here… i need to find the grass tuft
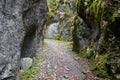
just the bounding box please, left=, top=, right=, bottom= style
left=19, top=58, right=39, bottom=80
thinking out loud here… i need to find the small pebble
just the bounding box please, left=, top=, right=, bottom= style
left=75, top=57, right=80, bottom=60
left=63, top=74, right=69, bottom=79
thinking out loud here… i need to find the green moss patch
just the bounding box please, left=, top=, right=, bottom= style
left=91, top=54, right=109, bottom=78
left=45, top=38, right=73, bottom=45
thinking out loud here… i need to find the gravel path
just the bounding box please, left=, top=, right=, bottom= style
left=34, top=39, right=95, bottom=80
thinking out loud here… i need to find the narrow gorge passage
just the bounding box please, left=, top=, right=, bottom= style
left=35, top=39, right=87, bottom=80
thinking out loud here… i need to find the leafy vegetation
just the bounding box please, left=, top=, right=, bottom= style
left=47, top=0, right=57, bottom=11
left=56, top=16, right=75, bottom=40
left=47, top=0, right=58, bottom=19
left=75, top=0, right=120, bottom=79
left=63, top=4, right=72, bottom=15
left=19, top=47, right=45, bottom=80
left=19, top=58, right=39, bottom=80
left=92, top=54, right=109, bottom=78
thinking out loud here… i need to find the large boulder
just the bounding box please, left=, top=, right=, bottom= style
left=0, top=0, right=48, bottom=79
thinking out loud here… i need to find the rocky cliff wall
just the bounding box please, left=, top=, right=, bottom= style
left=45, top=0, right=77, bottom=41
left=0, top=0, right=48, bottom=79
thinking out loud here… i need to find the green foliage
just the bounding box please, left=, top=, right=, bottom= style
left=112, top=11, right=120, bottom=21
left=74, top=16, right=80, bottom=26
left=47, top=0, right=58, bottom=20
left=48, top=11, right=55, bottom=19
left=19, top=69, right=38, bottom=80
left=78, top=46, right=109, bottom=78
left=77, top=0, right=85, bottom=17
left=78, top=40, right=111, bottom=78
left=77, top=0, right=120, bottom=27
left=79, top=48, right=92, bottom=58
left=92, top=54, right=109, bottom=78
left=47, top=0, right=57, bottom=11
left=56, top=16, right=75, bottom=40
left=19, top=58, right=39, bottom=80
left=70, top=26, right=74, bottom=34
left=76, top=0, right=120, bottom=79
left=63, top=4, right=72, bottom=15
left=88, top=0, right=103, bottom=21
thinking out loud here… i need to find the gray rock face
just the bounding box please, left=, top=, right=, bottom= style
left=46, top=22, right=59, bottom=39
left=0, top=0, right=48, bottom=79
left=45, top=0, right=77, bottom=41
left=73, top=17, right=92, bottom=52
left=60, top=22, right=73, bottom=41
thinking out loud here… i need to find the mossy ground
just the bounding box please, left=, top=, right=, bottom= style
left=45, top=38, right=73, bottom=46
left=78, top=48, right=109, bottom=79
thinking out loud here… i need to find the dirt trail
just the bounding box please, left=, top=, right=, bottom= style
left=34, top=39, right=95, bottom=80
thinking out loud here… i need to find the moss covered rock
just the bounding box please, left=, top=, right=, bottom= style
left=74, top=0, right=120, bottom=79
left=45, top=0, right=77, bottom=41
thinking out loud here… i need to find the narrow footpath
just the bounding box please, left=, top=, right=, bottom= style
left=34, top=39, right=96, bottom=80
